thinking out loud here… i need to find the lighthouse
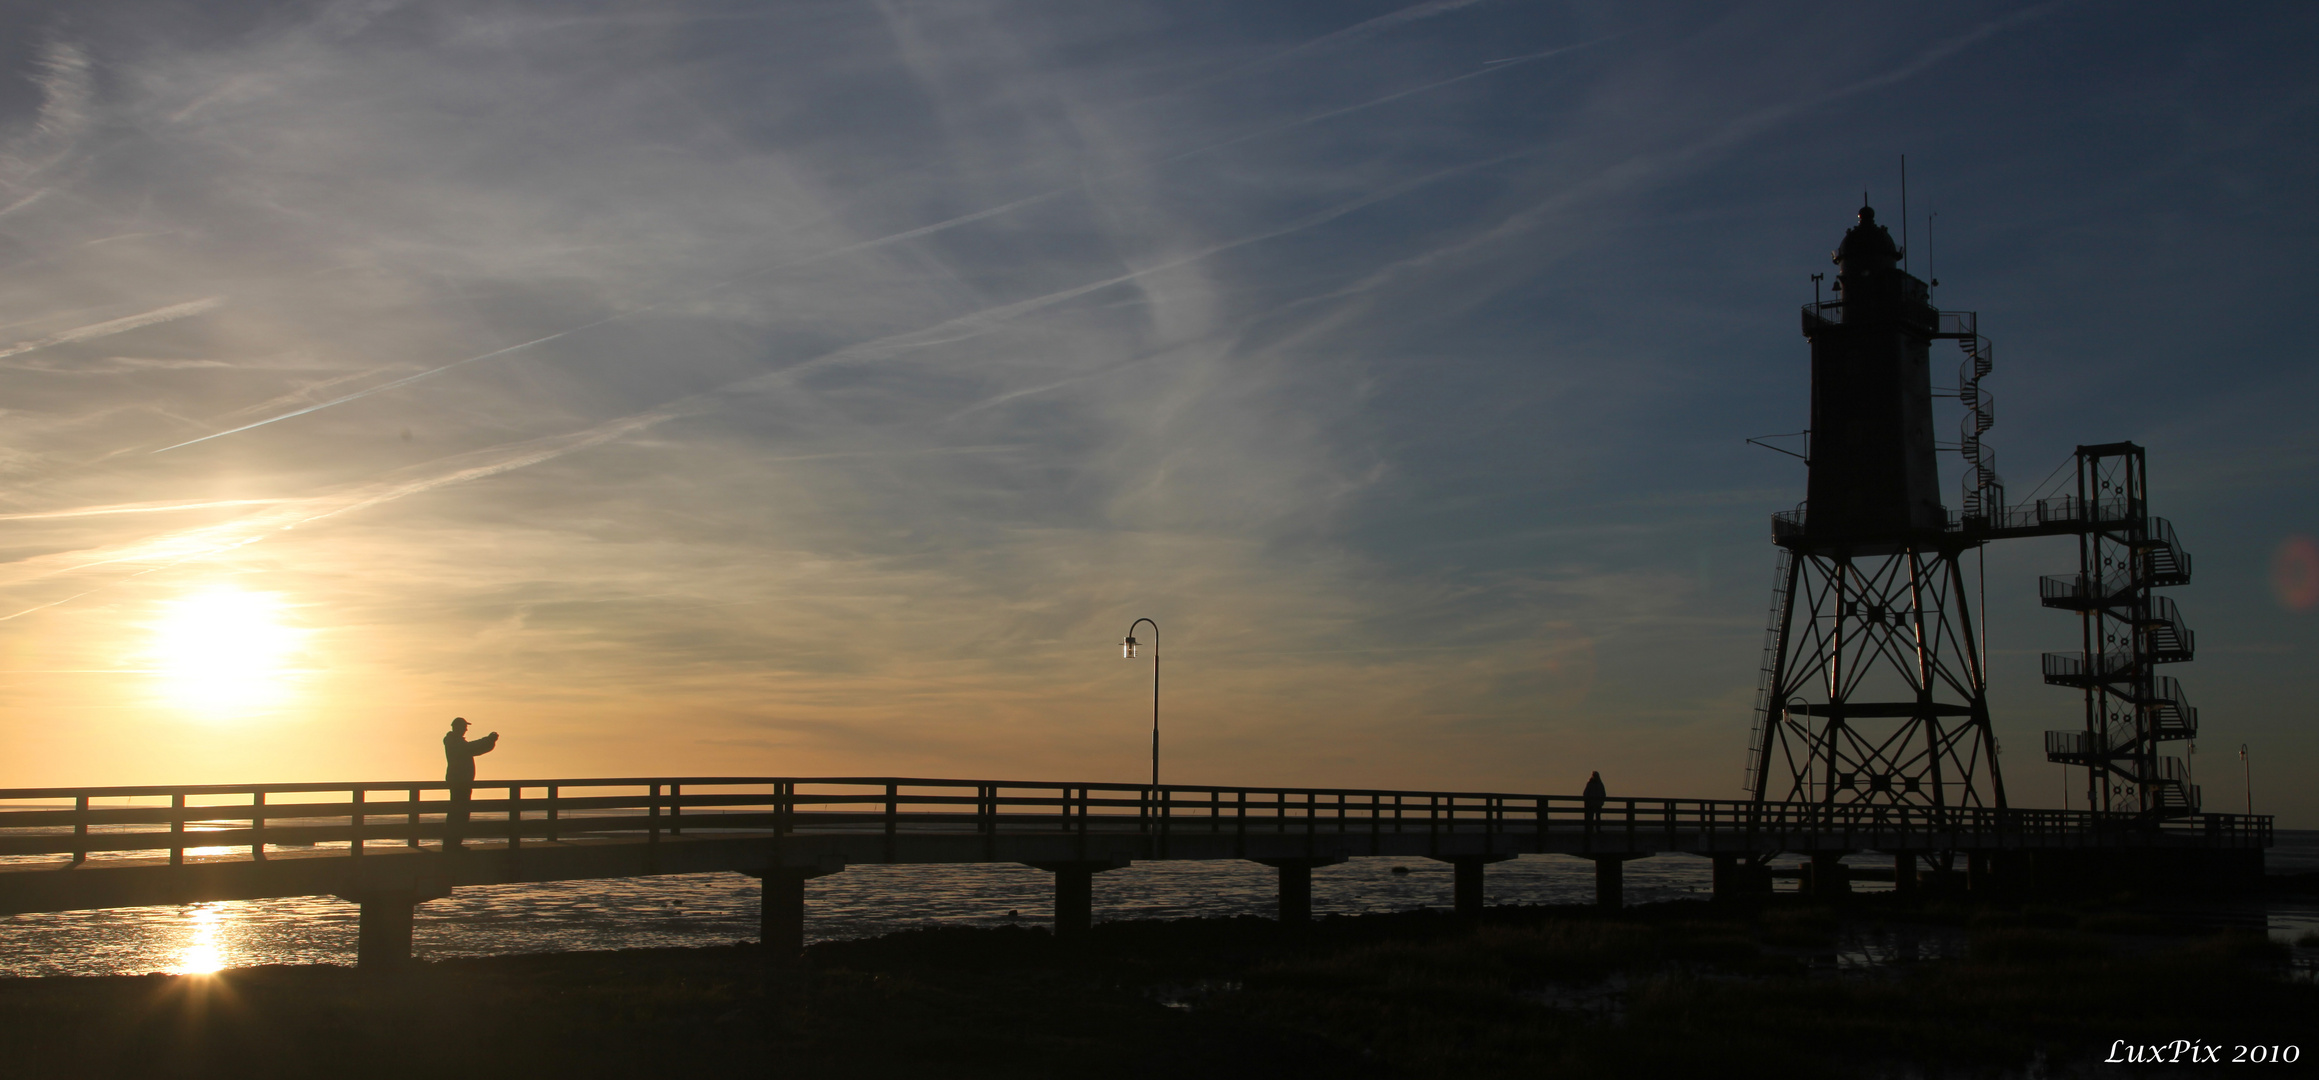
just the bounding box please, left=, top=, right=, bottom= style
left=1803, top=205, right=1946, bottom=546
left=1748, top=204, right=2006, bottom=811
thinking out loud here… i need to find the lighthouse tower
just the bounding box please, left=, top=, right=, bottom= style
left=1744, top=203, right=2207, bottom=818
left=1804, top=205, right=1946, bottom=544
left=1746, top=205, right=2006, bottom=810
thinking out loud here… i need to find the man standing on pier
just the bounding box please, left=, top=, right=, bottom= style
left=1582, top=771, right=1606, bottom=834
left=443, top=717, right=499, bottom=850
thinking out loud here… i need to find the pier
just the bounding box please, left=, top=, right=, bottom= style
left=0, top=777, right=2273, bottom=966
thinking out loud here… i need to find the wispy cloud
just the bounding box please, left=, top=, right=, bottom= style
left=0, top=0, right=2303, bottom=812
left=142, top=34, right=1592, bottom=455
left=0, top=499, right=285, bottom=522
left=0, top=298, right=225, bottom=362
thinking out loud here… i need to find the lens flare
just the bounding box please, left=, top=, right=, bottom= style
left=2273, top=535, right=2319, bottom=613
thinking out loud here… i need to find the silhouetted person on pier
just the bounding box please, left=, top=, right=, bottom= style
left=1582, top=771, right=1606, bottom=832
left=443, top=717, right=498, bottom=849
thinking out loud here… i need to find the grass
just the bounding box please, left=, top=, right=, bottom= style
left=0, top=900, right=2306, bottom=1079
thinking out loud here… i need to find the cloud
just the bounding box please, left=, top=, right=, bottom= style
left=0, top=0, right=2304, bottom=819
left=0, top=298, right=225, bottom=362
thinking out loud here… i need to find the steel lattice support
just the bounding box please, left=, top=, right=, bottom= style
left=1749, top=544, right=2006, bottom=809
left=2040, top=443, right=2199, bottom=816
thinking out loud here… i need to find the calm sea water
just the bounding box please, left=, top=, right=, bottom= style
left=2, top=833, right=2311, bottom=978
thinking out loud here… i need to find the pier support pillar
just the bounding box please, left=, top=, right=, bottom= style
left=1711, top=855, right=1769, bottom=901
left=759, top=869, right=810, bottom=961
left=1594, top=857, right=1623, bottom=909
left=1890, top=851, right=1917, bottom=897
left=1590, top=853, right=1647, bottom=909
left=1432, top=854, right=1514, bottom=918
left=1966, top=851, right=1992, bottom=894
left=1026, top=859, right=1130, bottom=939
left=356, top=898, right=416, bottom=969
left=1055, top=865, right=1093, bottom=936
left=1255, top=856, right=1347, bottom=924
left=338, top=869, right=450, bottom=971
left=747, top=858, right=843, bottom=965
left=1711, top=855, right=1738, bottom=899
left=1807, top=852, right=1851, bottom=899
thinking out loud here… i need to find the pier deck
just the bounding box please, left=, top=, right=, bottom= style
left=0, top=777, right=2273, bottom=965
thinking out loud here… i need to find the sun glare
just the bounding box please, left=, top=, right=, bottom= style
left=170, top=903, right=229, bottom=976
left=146, top=587, right=309, bottom=717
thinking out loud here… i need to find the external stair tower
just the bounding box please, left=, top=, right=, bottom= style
left=2039, top=444, right=2201, bottom=815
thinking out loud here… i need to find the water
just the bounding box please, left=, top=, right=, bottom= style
left=0, top=853, right=1713, bottom=977
left=3, top=833, right=2310, bottom=978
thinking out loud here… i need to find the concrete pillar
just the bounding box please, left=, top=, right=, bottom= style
left=1026, top=860, right=1127, bottom=939
left=1053, top=865, right=1094, bottom=936
left=760, top=869, right=809, bottom=961
left=1711, top=855, right=1769, bottom=901
left=1278, top=863, right=1312, bottom=923
left=1254, top=856, right=1345, bottom=925
left=1891, top=851, right=1917, bottom=896
left=1431, top=855, right=1512, bottom=918
left=1808, top=852, right=1850, bottom=899
left=355, top=897, right=416, bottom=969
left=747, top=859, right=842, bottom=964
left=1454, top=859, right=1485, bottom=917
left=1592, top=856, right=1624, bottom=909
left=338, top=870, right=448, bottom=971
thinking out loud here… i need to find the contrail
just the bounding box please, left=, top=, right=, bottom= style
left=942, top=365, right=1135, bottom=422
left=41, top=151, right=1515, bottom=596
left=1153, top=39, right=1606, bottom=169
left=1275, top=5, right=2058, bottom=320
left=1167, top=0, right=1503, bottom=95
left=0, top=297, right=224, bottom=361
left=0, top=590, right=98, bottom=623
left=147, top=40, right=1594, bottom=454
left=293, top=412, right=674, bottom=527
left=2, top=413, right=684, bottom=596
left=208, top=367, right=411, bottom=424
left=0, top=155, right=1489, bottom=603
left=1255, top=0, right=1498, bottom=69
left=0, top=188, right=48, bottom=220
left=0, top=499, right=284, bottom=522
left=150, top=315, right=624, bottom=453
left=703, top=151, right=1518, bottom=400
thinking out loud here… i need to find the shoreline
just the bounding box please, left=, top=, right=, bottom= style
left=1, top=896, right=2311, bottom=1078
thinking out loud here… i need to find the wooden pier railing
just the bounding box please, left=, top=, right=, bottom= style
left=0, top=777, right=2275, bottom=968
left=0, top=777, right=2274, bottom=867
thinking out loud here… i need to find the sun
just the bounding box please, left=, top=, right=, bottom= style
left=145, top=587, right=309, bottom=717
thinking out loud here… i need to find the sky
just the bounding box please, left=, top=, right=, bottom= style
left=0, top=0, right=2311, bottom=823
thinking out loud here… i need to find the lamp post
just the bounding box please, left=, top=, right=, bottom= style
left=2240, top=743, right=2252, bottom=816
left=1121, top=619, right=1158, bottom=791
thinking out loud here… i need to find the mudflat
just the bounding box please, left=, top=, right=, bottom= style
left=0, top=900, right=2308, bottom=1079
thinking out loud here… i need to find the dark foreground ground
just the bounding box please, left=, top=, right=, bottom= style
left=0, top=894, right=2311, bottom=1080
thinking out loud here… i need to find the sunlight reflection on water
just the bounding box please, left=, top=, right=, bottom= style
left=0, top=853, right=1713, bottom=976
left=171, top=904, right=227, bottom=975
left=0, top=833, right=2307, bottom=977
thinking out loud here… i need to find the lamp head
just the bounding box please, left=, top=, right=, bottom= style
left=1122, top=636, right=1138, bottom=659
